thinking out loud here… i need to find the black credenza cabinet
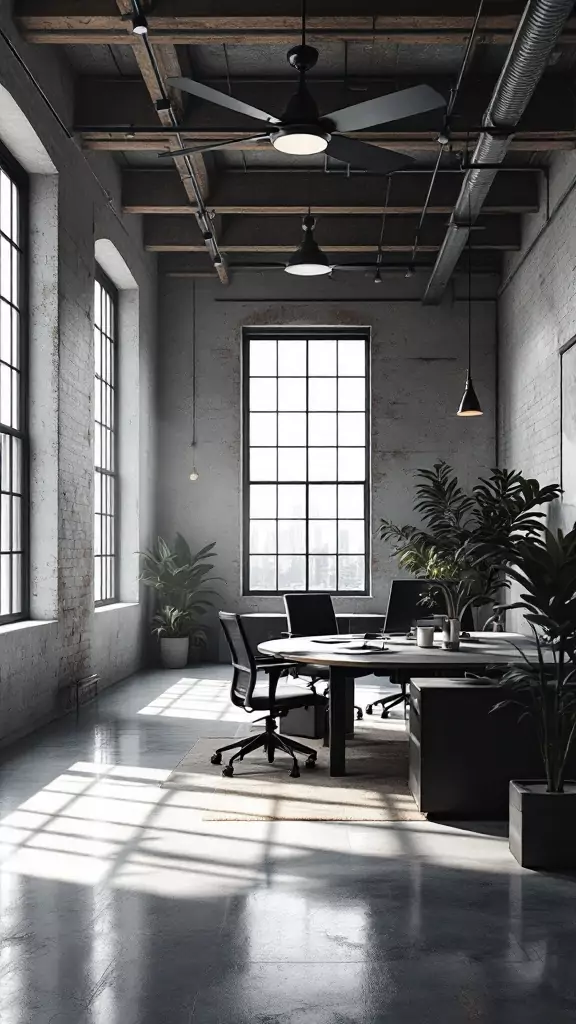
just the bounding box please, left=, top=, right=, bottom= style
left=409, top=678, right=576, bottom=819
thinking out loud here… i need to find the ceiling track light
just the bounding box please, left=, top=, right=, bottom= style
left=285, top=214, right=332, bottom=277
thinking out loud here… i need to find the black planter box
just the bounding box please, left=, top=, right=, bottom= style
left=509, top=780, right=576, bottom=869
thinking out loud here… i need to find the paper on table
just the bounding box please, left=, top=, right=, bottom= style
left=337, top=641, right=392, bottom=653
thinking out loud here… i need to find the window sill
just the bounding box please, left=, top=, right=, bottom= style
left=95, top=602, right=139, bottom=615
left=0, top=618, right=57, bottom=636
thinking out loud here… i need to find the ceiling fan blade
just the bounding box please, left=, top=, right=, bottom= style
left=324, top=84, right=445, bottom=133
left=168, top=77, right=281, bottom=125
left=158, top=136, right=270, bottom=159
left=326, top=136, right=414, bottom=174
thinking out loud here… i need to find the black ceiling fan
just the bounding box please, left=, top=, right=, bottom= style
left=161, top=5, right=446, bottom=174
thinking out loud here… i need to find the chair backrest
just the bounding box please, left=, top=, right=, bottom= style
left=284, top=593, right=338, bottom=637
left=219, top=611, right=257, bottom=708
left=384, top=579, right=474, bottom=633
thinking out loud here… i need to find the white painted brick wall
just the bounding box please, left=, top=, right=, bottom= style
left=499, top=151, right=576, bottom=502
left=0, top=9, right=159, bottom=744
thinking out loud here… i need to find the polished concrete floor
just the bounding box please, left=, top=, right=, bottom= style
left=0, top=664, right=575, bottom=1023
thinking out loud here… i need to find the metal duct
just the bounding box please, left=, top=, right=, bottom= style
left=423, top=0, right=575, bottom=304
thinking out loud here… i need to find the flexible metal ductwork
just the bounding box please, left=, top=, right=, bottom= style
left=423, top=0, right=575, bottom=304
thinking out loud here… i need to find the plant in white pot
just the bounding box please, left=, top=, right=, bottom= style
left=495, top=527, right=576, bottom=869
left=139, top=535, right=219, bottom=669
left=152, top=606, right=208, bottom=670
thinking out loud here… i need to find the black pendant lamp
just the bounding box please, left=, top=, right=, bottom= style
left=285, top=214, right=332, bottom=276
left=457, top=207, right=483, bottom=417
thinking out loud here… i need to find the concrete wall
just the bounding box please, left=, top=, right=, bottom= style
left=157, top=270, right=497, bottom=657
left=498, top=152, right=576, bottom=632
left=0, top=17, right=157, bottom=742
left=499, top=151, right=576, bottom=529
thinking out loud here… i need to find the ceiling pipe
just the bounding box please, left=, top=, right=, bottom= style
left=423, top=0, right=575, bottom=304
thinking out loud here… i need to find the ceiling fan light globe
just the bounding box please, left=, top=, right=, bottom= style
left=272, top=127, right=330, bottom=155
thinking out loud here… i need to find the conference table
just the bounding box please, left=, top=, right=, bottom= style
left=258, top=632, right=548, bottom=776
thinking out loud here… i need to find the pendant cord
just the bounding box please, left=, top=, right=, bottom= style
left=468, top=192, right=472, bottom=377
left=376, top=176, right=392, bottom=266
left=302, top=0, right=306, bottom=46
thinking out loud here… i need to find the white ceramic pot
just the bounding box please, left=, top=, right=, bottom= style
left=160, top=636, right=189, bottom=669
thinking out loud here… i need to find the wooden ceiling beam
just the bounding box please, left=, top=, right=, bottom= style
left=122, top=168, right=539, bottom=216
left=113, top=0, right=227, bottom=281
left=74, top=76, right=576, bottom=162
left=82, top=133, right=574, bottom=153
left=16, top=3, right=576, bottom=45
left=143, top=212, right=521, bottom=252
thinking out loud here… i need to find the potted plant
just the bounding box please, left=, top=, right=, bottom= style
left=139, top=535, right=218, bottom=669
left=494, top=527, right=576, bottom=869
left=380, top=462, right=560, bottom=646
left=151, top=606, right=207, bottom=669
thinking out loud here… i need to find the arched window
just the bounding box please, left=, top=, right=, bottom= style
left=0, top=142, right=27, bottom=621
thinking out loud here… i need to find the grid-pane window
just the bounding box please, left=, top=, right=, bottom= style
left=94, top=271, right=117, bottom=604
left=244, top=328, right=369, bottom=594
left=0, top=150, right=26, bottom=621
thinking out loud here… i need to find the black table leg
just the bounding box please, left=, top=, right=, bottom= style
left=345, top=676, right=355, bottom=737
left=329, top=667, right=348, bottom=776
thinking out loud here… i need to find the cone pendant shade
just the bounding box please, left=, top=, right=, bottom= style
left=285, top=215, right=332, bottom=276
left=457, top=373, right=483, bottom=417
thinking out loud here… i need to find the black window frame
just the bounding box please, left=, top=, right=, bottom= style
left=94, top=265, right=119, bottom=606
left=0, top=141, right=29, bottom=625
left=242, top=326, right=371, bottom=597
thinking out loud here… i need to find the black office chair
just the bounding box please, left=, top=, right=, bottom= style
left=214, top=612, right=328, bottom=778
left=283, top=593, right=363, bottom=721
left=365, top=579, right=475, bottom=718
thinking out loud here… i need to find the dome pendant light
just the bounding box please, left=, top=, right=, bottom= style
left=285, top=214, right=332, bottom=276
left=131, top=11, right=148, bottom=34
left=457, top=203, right=483, bottom=417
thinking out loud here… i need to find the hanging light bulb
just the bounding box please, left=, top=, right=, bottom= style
left=374, top=267, right=382, bottom=284
left=285, top=214, right=331, bottom=276
left=189, top=466, right=199, bottom=482
left=457, top=207, right=482, bottom=417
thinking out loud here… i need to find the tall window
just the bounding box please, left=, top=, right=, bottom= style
left=0, top=146, right=26, bottom=622
left=94, top=269, right=117, bottom=604
left=243, top=328, right=370, bottom=594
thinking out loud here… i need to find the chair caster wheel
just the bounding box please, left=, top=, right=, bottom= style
left=381, top=710, right=390, bottom=719
left=365, top=705, right=373, bottom=715
left=222, top=765, right=234, bottom=777
left=211, top=752, right=222, bottom=765
left=356, top=709, right=363, bottom=720
left=289, top=765, right=300, bottom=778
left=304, top=756, right=317, bottom=769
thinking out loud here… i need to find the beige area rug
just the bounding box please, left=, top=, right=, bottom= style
left=162, top=722, right=424, bottom=822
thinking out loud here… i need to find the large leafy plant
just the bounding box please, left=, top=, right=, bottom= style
left=380, top=463, right=560, bottom=621
left=494, top=528, right=576, bottom=793
left=139, top=534, right=218, bottom=640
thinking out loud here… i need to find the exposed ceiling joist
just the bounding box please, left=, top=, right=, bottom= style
left=143, top=213, right=521, bottom=252
left=122, top=168, right=539, bottom=216
left=113, top=0, right=228, bottom=282
left=73, top=75, right=575, bottom=137
left=15, top=3, right=576, bottom=45
left=82, top=133, right=574, bottom=153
